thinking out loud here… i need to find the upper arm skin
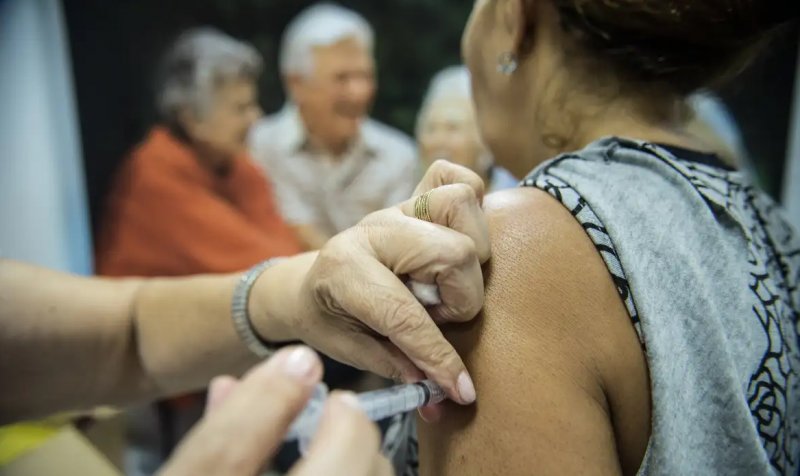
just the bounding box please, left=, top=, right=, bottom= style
left=418, top=188, right=651, bottom=475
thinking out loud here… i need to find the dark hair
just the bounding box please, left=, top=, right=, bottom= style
left=552, top=0, right=800, bottom=94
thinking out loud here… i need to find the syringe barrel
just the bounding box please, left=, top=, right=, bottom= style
left=418, top=380, right=447, bottom=405
left=285, top=383, right=327, bottom=442
left=357, top=380, right=446, bottom=422
left=284, top=380, right=447, bottom=443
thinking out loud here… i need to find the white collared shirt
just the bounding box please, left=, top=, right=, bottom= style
left=249, top=105, right=418, bottom=236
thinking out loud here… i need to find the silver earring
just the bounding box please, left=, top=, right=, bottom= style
left=496, top=52, right=518, bottom=75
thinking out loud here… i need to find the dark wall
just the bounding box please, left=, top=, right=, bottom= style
left=720, top=24, right=799, bottom=196
left=63, top=1, right=798, bottom=231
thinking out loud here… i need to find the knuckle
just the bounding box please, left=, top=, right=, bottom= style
left=357, top=210, right=399, bottom=246
left=311, top=277, right=346, bottom=319
left=361, top=207, right=392, bottom=225
left=467, top=292, right=485, bottom=317
left=435, top=271, right=483, bottom=323
left=448, top=233, right=478, bottom=265
left=429, top=159, right=453, bottom=177
left=383, top=300, right=426, bottom=337
left=449, top=182, right=478, bottom=205
left=357, top=353, right=404, bottom=382
left=445, top=301, right=479, bottom=323
left=434, top=300, right=462, bottom=322
left=425, top=342, right=456, bottom=369
left=322, top=232, right=358, bottom=259
left=428, top=160, right=484, bottom=192
left=468, top=170, right=487, bottom=195
left=313, top=241, right=347, bottom=281
left=463, top=287, right=486, bottom=319
left=322, top=229, right=344, bottom=249
left=307, top=254, right=355, bottom=321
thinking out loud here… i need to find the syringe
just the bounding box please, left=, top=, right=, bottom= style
left=285, top=380, right=446, bottom=450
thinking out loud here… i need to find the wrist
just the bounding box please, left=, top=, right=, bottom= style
left=248, top=253, right=316, bottom=344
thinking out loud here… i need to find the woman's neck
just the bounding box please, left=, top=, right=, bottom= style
left=168, top=124, right=233, bottom=176
left=569, top=114, right=704, bottom=156
left=512, top=99, right=705, bottom=175
left=499, top=29, right=707, bottom=175
left=193, top=143, right=233, bottom=176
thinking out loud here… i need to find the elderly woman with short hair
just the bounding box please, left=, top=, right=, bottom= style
left=97, top=27, right=301, bottom=275
left=416, top=66, right=518, bottom=193
left=95, top=28, right=302, bottom=473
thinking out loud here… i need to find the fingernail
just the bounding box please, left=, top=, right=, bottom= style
left=457, top=371, right=477, bottom=404
left=281, top=347, right=318, bottom=383
left=334, top=391, right=362, bottom=411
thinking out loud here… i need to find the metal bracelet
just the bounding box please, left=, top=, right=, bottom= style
left=231, top=258, right=286, bottom=359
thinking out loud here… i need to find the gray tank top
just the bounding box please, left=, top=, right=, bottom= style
left=389, top=138, right=799, bottom=475
left=524, top=138, right=800, bottom=474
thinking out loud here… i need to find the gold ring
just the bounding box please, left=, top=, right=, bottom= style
left=414, top=191, right=433, bottom=223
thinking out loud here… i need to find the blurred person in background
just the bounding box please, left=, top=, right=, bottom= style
left=249, top=3, right=417, bottom=252
left=249, top=6, right=418, bottom=455
left=94, top=27, right=302, bottom=475
left=416, top=66, right=518, bottom=192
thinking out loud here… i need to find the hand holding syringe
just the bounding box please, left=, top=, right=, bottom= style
left=285, top=281, right=450, bottom=453
left=285, top=379, right=447, bottom=453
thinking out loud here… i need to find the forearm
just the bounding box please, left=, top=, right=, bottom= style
left=133, top=252, right=319, bottom=395
left=130, top=274, right=254, bottom=400
left=0, top=255, right=316, bottom=424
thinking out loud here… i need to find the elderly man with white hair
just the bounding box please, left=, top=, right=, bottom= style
left=250, top=3, right=417, bottom=251
left=416, top=65, right=518, bottom=193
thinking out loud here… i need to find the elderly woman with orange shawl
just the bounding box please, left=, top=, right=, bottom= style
left=96, top=28, right=301, bottom=276
left=95, top=28, right=302, bottom=474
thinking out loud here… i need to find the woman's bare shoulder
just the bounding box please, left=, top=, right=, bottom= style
left=418, top=187, right=650, bottom=475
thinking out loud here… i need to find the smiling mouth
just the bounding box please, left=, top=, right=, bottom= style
left=334, top=104, right=366, bottom=120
